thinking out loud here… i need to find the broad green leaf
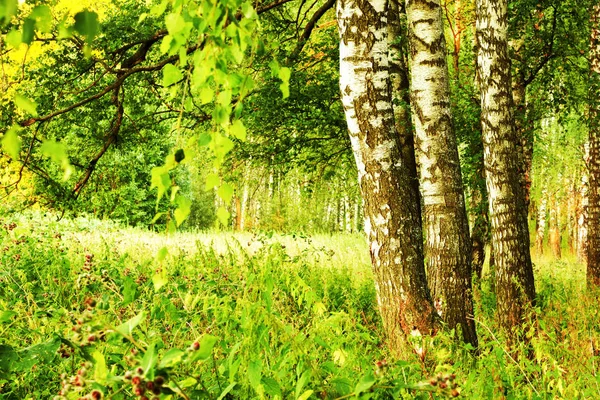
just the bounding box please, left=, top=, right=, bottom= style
left=216, top=206, right=230, bottom=226
left=74, top=10, right=99, bottom=44
left=15, top=336, right=61, bottom=371
left=5, top=30, right=21, bottom=47
left=0, top=345, right=17, bottom=373
left=248, top=360, right=262, bottom=389
left=14, top=93, right=37, bottom=116
left=93, top=351, right=108, bottom=384
left=217, top=183, right=234, bottom=204
left=162, top=64, right=183, bottom=87
left=157, top=246, right=168, bottom=262
left=229, top=120, right=246, bottom=141
left=152, top=271, right=168, bottom=291
left=22, top=18, right=35, bottom=45
left=116, top=311, right=145, bottom=337
left=198, top=131, right=212, bottom=146
left=0, top=310, right=17, bottom=323
left=140, top=343, right=158, bottom=379
left=165, top=12, right=185, bottom=35
left=189, top=335, right=218, bottom=362
left=262, top=377, right=282, bottom=397
left=40, top=139, right=73, bottom=180
left=354, top=372, right=376, bottom=395
left=174, top=195, right=191, bottom=226
left=205, top=173, right=220, bottom=190
left=122, top=276, right=137, bottom=306
left=200, top=87, right=214, bottom=105
left=158, top=349, right=185, bottom=369
left=30, top=5, right=52, bottom=33
left=1, top=126, right=21, bottom=160
left=150, top=166, right=170, bottom=204
left=217, top=89, right=232, bottom=106
left=0, top=0, right=18, bottom=26
left=150, top=0, right=169, bottom=16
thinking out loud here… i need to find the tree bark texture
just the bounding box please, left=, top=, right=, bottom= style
left=588, top=3, right=600, bottom=286
left=476, top=0, right=536, bottom=331
left=406, top=0, right=477, bottom=347
left=549, top=197, right=561, bottom=259
left=337, top=0, right=439, bottom=353
left=536, top=190, right=547, bottom=255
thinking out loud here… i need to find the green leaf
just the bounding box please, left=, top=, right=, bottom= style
left=21, top=18, right=35, bottom=45
left=162, top=64, right=183, bottom=87
left=141, top=343, right=158, bottom=379
left=2, top=126, right=21, bottom=160
left=150, top=0, right=169, bottom=16
left=15, top=337, right=61, bottom=372
left=157, top=247, right=169, bottom=262
left=0, top=0, right=18, bottom=26
left=5, top=30, right=21, bottom=48
left=150, top=166, right=171, bottom=204
left=216, top=206, right=230, bottom=226
left=229, top=120, right=246, bottom=141
left=278, top=67, right=291, bottom=99
left=0, top=310, right=17, bottom=324
left=74, top=10, right=99, bottom=44
left=116, top=311, right=145, bottom=337
left=122, top=276, right=137, bottom=306
left=174, top=148, right=185, bottom=163
left=297, top=390, right=313, bottom=400
left=354, top=373, right=376, bottom=395
left=174, top=195, right=192, bottom=226
left=217, top=382, right=237, bottom=400
left=30, top=5, right=52, bottom=33
left=200, top=87, right=214, bottom=105
left=217, top=183, right=234, bottom=204
left=205, top=173, right=220, bottom=191
left=93, top=351, right=108, bottom=384
left=0, top=345, right=17, bottom=373
left=14, top=93, right=37, bottom=116
left=159, top=349, right=185, bottom=369
left=198, top=132, right=212, bottom=146
left=248, top=360, right=262, bottom=389
left=262, top=377, right=282, bottom=397
left=165, top=12, right=185, bottom=35
left=40, top=139, right=73, bottom=180
left=295, top=370, right=311, bottom=399
left=189, top=335, right=218, bottom=362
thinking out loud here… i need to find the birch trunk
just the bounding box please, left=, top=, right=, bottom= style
left=536, top=190, right=547, bottom=255
left=549, top=196, right=561, bottom=259
left=476, top=0, right=536, bottom=331
left=588, top=3, right=600, bottom=286
left=406, top=0, right=477, bottom=347
left=338, top=0, right=439, bottom=353
left=578, top=168, right=589, bottom=262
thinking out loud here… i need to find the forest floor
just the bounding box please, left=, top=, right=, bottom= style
left=1, top=211, right=599, bottom=399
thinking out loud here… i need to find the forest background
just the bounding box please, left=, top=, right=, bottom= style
left=1, top=0, right=600, bottom=398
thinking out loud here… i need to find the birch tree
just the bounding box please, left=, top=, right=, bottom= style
left=405, top=0, right=477, bottom=346
left=588, top=2, right=600, bottom=286
left=337, top=0, right=439, bottom=352
left=476, top=0, right=536, bottom=331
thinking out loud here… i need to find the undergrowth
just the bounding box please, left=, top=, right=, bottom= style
left=0, top=212, right=599, bottom=399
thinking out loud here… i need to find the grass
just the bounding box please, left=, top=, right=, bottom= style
left=1, top=211, right=599, bottom=399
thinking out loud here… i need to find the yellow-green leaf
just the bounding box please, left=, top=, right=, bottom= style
left=14, top=93, right=38, bottom=116
left=229, top=120, right=246, bottom=141
left=216, top=206, right=230, bottom=226
left=162, top=64, right=183, bottom=87
left=217, top=183, right=234, bottom=204
left=1, top=126, right=21, bottom=160
left=93, top=351, right=108, bottom=384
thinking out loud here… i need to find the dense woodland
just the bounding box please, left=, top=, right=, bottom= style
left=1, top=0, right=600, bottom=398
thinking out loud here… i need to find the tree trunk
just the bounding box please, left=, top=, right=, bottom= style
left=476, top=0, right=536, bottom=332
left=406, top=0, right=477, bottom=347
left=536, top=190, right=547, bottom=255
left=549, top=196, right=561, bottom=259
left=588, top=3, right=600, bottom=286
left=578, top=167, right=589, bottom=262
left=337, top=0, right=439, bottom=353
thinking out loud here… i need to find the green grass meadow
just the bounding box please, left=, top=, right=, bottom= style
left=1, top=212, right=599, bottom=399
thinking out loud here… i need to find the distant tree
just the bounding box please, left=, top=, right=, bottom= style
left=405, top=0, right=477, bottom=347
left=476, top=0, right=536, bottom=332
